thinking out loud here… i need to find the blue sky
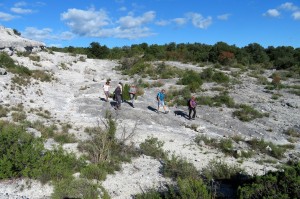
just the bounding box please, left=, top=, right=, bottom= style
left=0, top=0, right=299, bottom=48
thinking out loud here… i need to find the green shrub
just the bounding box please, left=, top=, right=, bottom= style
left=247, top=138, right=294, bottom=159
left=162, top=154, right=199, bottom=180
left=0, top=105, right=9, bottom=117
left=283, top=128, right=300, bottom=138
left=122, top=83, right=130, bottom=101
left=53, top=133, right=77, bottom=144
left=238, top=161, right=300, bottom=199
left=78, top=112, right=138, bottom=179
left=233, top=104, right=268, bottom=122
left=0, top=121, right=44, bottom=179
left=139, top=136, right=166, bottom=159
left=177, top=70, right=203, bottom=92
left=52, top=178, right=100, bottom=199
left=135, top=177, right=212, bottom=199
left=212, top=71, right=230, bottom=83
left=80, top=163, right=107, bottom=181
left=11, top=111, right=27, bottom=122
left=201, top=159, right=244, bottom=181
left=174, top=177, right=212, bottom=199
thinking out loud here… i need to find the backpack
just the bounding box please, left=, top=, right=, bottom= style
left=187, top=99, right=191, bottom=107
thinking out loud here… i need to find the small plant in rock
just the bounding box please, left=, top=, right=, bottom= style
left=283, top=128, right=300, bottom=138
left=0, top=105, right=9, bottom=117
left=233, top=104, right=268, bottom=122
left=247, top=138, right=294, bottom=159
left=29, top=55, right=40, bottom=62
left=11, top=111, right=27, bottom=122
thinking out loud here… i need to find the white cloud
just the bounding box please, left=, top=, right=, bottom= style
left=117, top=11, right=155, bottom=29
left=11, top=7, right=33, bottom=14
left=263, top=9, right=280, bottom=17
left=279, top=2, right=298, bottom=11
left=22, top=27, right=75, bottom=41
left=119, top=6, right=127, bottom=11
left=61, top=8, right=111, bottom=36
left=61, top=8, right=155, bottom=39
left=187, top=12, right=212, bottom=29
left=217, top=13, right=231, bottom=20
left=155, top=20, right=170, bottom=26
left=0, top=12, right=17, bottom=21
left=14, top=1, right=27, bottom=7
left=172, top=18, right=187, bottom=26
left=292, top=11, right=300, bottom=20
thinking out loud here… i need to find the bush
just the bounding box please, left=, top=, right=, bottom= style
left=135, top=177, right=212, bottom=199
left=0, top=121, right=44, bottom=179
left=162, top=154, right=199, bottom=180
left=201, top=159, right=244, bottom=181
left=177, top=70, right=203, bottom=92
left=52, top=178, right=101, bottom=199
left=37, top=147, right=83, bottom=183
left=0, top=121, right=84, bottom=183
left=247, top=138, right=294, bottom=159
left=139, top=136, right=166, bottom=159
left=238, top=161, right=300, bottom=199
left=212, top=71, right=230, bottom=83
left=0, top=105, right=9, bottom=117
left=80, top=163, right=107, bottom=181
left=233, top=104, right=268, bottom=122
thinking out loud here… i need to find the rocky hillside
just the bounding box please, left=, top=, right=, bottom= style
left=0, top=26, right=45, bottom=55
left=0, top=27, right=299, bottom=198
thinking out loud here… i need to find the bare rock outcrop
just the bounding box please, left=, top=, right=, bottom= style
left=0, top=26, right=45, bottom=54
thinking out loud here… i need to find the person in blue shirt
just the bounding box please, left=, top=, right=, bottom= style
left=156, top=89, right=168, bottom=114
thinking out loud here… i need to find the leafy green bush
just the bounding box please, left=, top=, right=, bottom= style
left=238, top=161, right=300, bottom=199
left=0, top=121, right=84, bottom=183
left=247, top=138, right=294, bottom=159
left=177, top=70, right=203, bottom=92
left=52, top=178, right=101, bottom=199
left=135, top=177, right=212, bottom=199
left=201, top=159, right=244, bottom=181
left=0, top=121, right=44, bottom=179
left=80, top=163, right=107, bottom=181
left=139, top=136, right=167, bottom=159
left=162, top=154, right=199, bottom=180
left=37, top=147, right=83, bottom=183
left=212, top=71, right=230, bottom=83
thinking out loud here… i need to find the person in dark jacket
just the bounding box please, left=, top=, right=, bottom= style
left=114, top=85, right=122, bottom=110
left=188, top=96, right=197, bottom=120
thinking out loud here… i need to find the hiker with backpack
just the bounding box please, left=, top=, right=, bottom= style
left=156, top=89, right=168, bottom=114
left=188, top=96, right=197, bottom=120
left=129, top=84, right=137, bottom=108
left=114, top=84, right=122, bottom=110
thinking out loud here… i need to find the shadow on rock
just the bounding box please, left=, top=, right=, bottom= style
left=174, top=110, right=189, bottom=119
left=147, top=106, right=157, bottom=112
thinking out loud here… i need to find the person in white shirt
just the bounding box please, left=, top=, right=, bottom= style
left=103, top=81, right=110, bottom=102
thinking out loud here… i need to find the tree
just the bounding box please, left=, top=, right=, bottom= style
left=243, top=43, right=269, bottom=64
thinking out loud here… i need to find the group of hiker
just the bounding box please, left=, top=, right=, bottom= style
left=103, top=80, right=197, bottom=120
left=103, top=80, right=137, bottom=110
